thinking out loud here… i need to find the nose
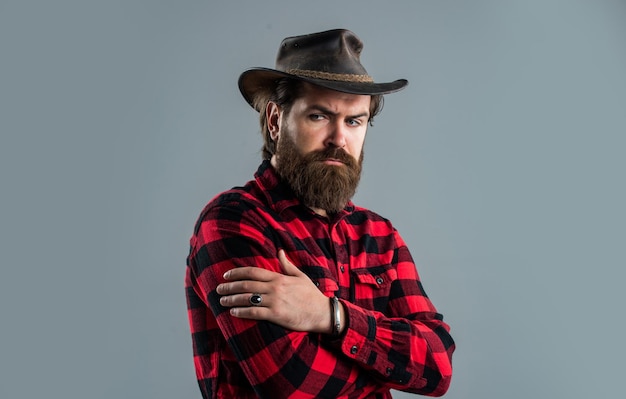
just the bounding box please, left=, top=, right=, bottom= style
left=325, top=120, right=347, bottom=148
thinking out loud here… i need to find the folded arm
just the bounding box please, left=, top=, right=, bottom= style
left=188, top=201, right=454, bottom=397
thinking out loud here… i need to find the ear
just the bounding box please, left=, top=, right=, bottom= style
left=266, top=101, right=282, bottom=141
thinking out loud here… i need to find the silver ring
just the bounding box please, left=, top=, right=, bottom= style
left=249, top=293, right=262, bottom=306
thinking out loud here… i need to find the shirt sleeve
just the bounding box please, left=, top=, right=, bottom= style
left=330, top=229, right=454, bottom=396
left=188, top=197, right=453, bottom=398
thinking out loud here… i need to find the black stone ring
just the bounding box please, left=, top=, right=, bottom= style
left=249, top=293, right=263, bottom=306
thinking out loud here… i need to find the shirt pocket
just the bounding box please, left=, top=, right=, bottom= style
left=351, top=264, right=398, bottom=312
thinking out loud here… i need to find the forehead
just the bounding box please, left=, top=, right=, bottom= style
left=294, top=83, right=371, bottom=113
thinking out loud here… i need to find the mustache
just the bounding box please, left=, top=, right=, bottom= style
left=304, top=147, right=357, bottom=166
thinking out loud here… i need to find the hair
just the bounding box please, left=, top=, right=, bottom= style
left=253, top=78, right=384, bottom=160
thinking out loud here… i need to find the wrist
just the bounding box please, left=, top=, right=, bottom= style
left=329, top=296, right=346, bottom=336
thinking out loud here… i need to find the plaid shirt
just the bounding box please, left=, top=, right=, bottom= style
left=186, top=161, right=454, bottom=398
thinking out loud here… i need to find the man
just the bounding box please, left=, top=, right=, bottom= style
left=186, top=29, right=454, bottom=398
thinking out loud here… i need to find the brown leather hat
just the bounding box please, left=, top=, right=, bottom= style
left=238, top=29, right=408, bottom=111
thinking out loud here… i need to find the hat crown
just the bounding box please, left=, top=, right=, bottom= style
left=237, top=28, right=408, bottom=110
left=275, top=29, right=369, bottom=77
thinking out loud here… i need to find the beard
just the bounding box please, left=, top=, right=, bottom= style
left=274, top=132, right=363, bottom=214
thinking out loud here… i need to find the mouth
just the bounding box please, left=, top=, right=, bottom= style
left=321, top=158, right=345, bottom=166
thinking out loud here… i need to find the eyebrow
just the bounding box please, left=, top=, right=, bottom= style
left=307, top=104, right=370, bottom=120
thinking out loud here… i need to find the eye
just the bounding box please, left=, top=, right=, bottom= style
left=347, top=119, right=362, bottom=127
left=309, top=114, right=326, bottom=121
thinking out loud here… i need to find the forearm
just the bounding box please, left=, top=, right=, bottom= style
left=334, top=300, right=454, bottom=396
left=218, top=317, right=376, bottom=398
left=324, top=235, right=454, bottom=396
left=197, top=260, right=452, bottom=398
left=189, top=239, right=384, bottom=397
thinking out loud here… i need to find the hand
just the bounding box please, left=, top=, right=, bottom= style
left=217, top=250, right=333, bottom=333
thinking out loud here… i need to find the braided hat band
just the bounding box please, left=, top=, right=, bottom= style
left=286, top=69, right=375, bottom=83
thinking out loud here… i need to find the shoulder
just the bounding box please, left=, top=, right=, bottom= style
left=192, top=181, right=268, bottom=236
left=345, top=205, right=395, bottom=230
left=343, top=206, right=407, bottom=248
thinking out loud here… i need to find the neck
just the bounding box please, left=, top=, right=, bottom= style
left=310, top=207, right=328, bottom=217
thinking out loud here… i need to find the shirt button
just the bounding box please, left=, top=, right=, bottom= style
left=350, top=345, right=358, bottom=354
left=386, top=367, right=393, bottom=375
left=340, top=265, right=345, bottom=273
left=376, top=276, right=384, bottom=285
left=314, top=281, right=320, bottom=287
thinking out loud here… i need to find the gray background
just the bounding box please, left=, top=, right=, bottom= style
left=1, top=1, right=625, bottom=398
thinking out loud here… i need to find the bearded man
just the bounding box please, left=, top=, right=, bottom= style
left=185, top=29, right=455, bottom=399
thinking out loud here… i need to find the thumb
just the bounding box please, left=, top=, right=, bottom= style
left=278, top=249, right=302, bottom=277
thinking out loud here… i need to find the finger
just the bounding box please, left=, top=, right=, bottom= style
left=229, top=305, right=271, bottom=320
left=216, top=280, right=267, bottom=295
left=220, top=292, right=268, bottom=308
left=278, top=249, right=303, bottom=277
left=223, top=267, right=277, bottom=282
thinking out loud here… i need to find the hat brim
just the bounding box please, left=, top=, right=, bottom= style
left=238, top=67, right=408, bottom=111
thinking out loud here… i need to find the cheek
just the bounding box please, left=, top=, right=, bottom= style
left=347, top=134, right=366, bottom=158
left=294, top=131, right=326, bottom=152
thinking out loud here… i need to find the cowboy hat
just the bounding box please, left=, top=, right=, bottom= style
left=238, top=29, right=408, bottom=111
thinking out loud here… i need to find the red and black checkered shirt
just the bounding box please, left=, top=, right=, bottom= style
left=186, top=161, right=454, bottom=398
